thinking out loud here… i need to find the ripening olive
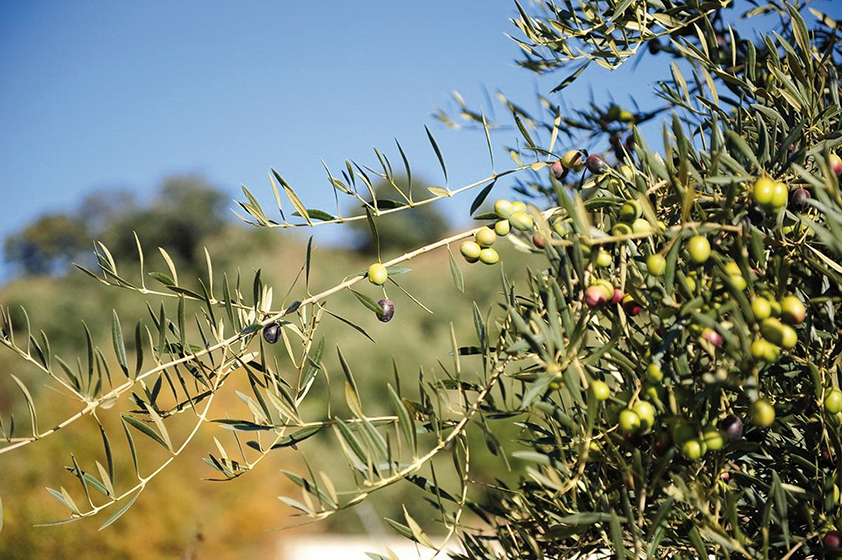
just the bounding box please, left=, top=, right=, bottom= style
left=376, top=298, right=395, bottom=322
left=751, top=398, right=775, bottom=427
left=686, top=235, right=711, bottom=264
left=262, top=323, right=281, bottom=344
left=479, top=248, right=499, bottom=265
left=591, top=380, right=610, bottom=401
left=831, top=153, right=842, bottom=177
left=780, top=295, right=805, bottom=325
left=494, top=199, right=514, bottom=219
left=460, top=240, right=481, bottom=262
left=368, top=263, right=388, bottom=285
left=475, top=227, right=497, bottom=247
left=751, top=297, right=772, bottom=321
left=509, top=210, right=534, bottom=231
left=647, top=254, right=667, bottom=276
left=585, top=285, right=609, bottom=308
left=825, top=388, right=842, bottom=414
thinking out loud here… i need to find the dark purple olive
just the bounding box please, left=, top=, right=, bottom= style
left=648, top=39, right=661, bottom=54
left=746, top=205, right=766, bottom=225
left=377, top=298, right=395, bottom=322
left=586, top=154, right=608, bottom=175
left=720, top=415, right=743, bottom=441
left=791, top=188, right=810, bottom=211
left=262, top=323, right=281, bottom=344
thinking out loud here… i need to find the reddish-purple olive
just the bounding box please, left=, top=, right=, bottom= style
left=824, top=531, right=842, bottom=549
left=612, top=288, right=624, bottom=305
left=376, top=298, right=395, bottom=322
left=791, top=188, right=810, bottom=211
left=262, top=323, right=281, bottom=344
left=622, top=294, right=642, bottom=316
left=533, top=234, right=546, bottom=249
left=586, top=153, right=609, bottom=175
left=551, top=159, right=567, bottom=181
left=702, top=327, right=724, bottom=347
left=720, top=415, right=743, bottom=440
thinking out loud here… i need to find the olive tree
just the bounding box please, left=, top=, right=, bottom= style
left=2, top=1, right=842, bottom=558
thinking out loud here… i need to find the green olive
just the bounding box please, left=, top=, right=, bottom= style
left=633, top=401, right=656, bottom=431
left=825, top=389, right=842, bottom=414
left=752, top=177, right=776, bottom=207
left=479, top=248, right=500, bottom=265
left=771, top=181, right=788, bottom=209
left=509, top=210, right=534, bottom=231
left=591, top=380, right=610, bottom=401
left=686, top=235, right=711, bottom=264
left=619, top=200, right=642, bottom=222
left=702, top=426, right=726, bottom=451
left=494, top=199, right=514, bottom=219
left=511, top=201, right=527, bottom=213
left=612, top=223, right=633, bottom=236
left=494, top=219, right=511, bottom=236
left=646, top=363, right=663, bottom=383
left=595, top=250, right=612, bottom=268
left=751, top=297, right=772, bottom=321
left=729, top=275, right=747, bottom=291
left=724, top=262, right=741, bottom=276
left=460, top=240, right=482, bottom=262
left=751, top=398, right=775, bottom=427
left=632, top=218, right=653, bottom=234
left=647, top=254, right=667, bottom=276
left=552, top=219, right=569, bottom=237
left=619, top=409, right=641, bottom=434
left=475, top=227, right=497, bottom=247
left=368, top=263, right=388, bottom=285
left=681, top=438, right=705, bottom=460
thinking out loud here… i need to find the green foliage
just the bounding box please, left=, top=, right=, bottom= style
left=2, top=2, right=842, bottom=559
left=348, top=176, right=450, bottom=255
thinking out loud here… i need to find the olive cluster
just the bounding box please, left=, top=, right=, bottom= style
left=459, top=199, right=535, bottom=265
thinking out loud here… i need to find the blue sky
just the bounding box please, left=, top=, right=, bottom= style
left=1, top=1, right=840, bottom=280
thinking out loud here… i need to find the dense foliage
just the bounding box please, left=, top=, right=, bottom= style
left=2, top=1, right=842, bottom=559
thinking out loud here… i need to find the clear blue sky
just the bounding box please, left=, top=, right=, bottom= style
left=1, top=1, right=840, bottom=280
